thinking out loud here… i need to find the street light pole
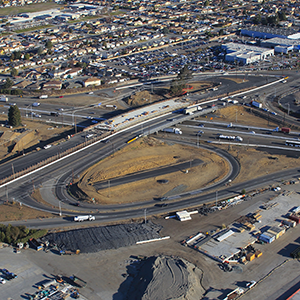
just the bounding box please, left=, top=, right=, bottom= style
left=59, top=200, right=62, bottom=216
left=287, top=103, right=290, bottom=116
left=215, top=190, right=218, bottom=206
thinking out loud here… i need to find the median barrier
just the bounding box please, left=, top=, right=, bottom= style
left=0, top=132, right=111, bottom=186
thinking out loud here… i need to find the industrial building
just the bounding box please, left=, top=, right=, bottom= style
left=241, top=26, right=298, bottom=40
left=261, top=37, right=300, bottom=53
left=222, top=43, right=274, bottom=65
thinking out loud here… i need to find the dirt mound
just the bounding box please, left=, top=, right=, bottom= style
left=126, top=255, right=204, bottom=300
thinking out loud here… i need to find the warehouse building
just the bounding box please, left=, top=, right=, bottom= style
left=222, top=43, right=274, bottom=65
left=261, top=37, right=300, bottom=53
left=241, top=25, right=298, bottom=40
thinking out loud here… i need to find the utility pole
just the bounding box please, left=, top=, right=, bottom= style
left=108, top=179, right=110, bottom=198
left=5, top=185, right=8, bottom=202
left=11, top=163, right=15, bottom=179
left=144, top=208, right=147, bottom=224
left=215, top=190, right=218, bottom=206
left=59, top=200, right=62, bottom=217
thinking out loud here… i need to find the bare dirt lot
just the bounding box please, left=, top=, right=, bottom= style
left=76, top=137, right=229, bottom=204
left=212, top=105, right=278, bottom=128
left=0, top=115, right=72, bottom=162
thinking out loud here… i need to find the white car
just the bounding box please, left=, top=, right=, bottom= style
left=246, top=281, right=256, bottom=289
left=0, top=277, right=6, bottom=284
left=250, top=131, right=256, bottom=134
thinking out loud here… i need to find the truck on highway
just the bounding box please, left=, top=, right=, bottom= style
left=0, top=95, right=8, bottom=102
left=163, top=128, right=182, bottom=134
left=281, top=127, right=291, bottom=134
left=184, top=106, right=202, bottom=115
left=39, top=95, right=48, bottom=99
left=73, top=215, right=95, bottom=222
left=218, top=134, right=243, bottom=142
left=251, top=100, right=262, bottom=108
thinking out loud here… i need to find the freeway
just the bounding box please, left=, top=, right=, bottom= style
left=1, top=73, right=300, bottom=228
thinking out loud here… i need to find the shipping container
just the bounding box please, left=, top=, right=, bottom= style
left=246, top=253, right=255, bottom=261
left=282, top=219, right=296, bottom=228
left=288, top=214, right=300, bottom=224
left=255, top=250, right=262, bottom=258
left=259, top=233, right=275, bottom=244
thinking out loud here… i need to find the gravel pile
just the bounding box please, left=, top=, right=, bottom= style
left=126, top=255, right=204, bottom=300
left=44, top=221, right=162, bottom=253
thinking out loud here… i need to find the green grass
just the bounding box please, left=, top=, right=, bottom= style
left=1, top=2, right=62, bottom=16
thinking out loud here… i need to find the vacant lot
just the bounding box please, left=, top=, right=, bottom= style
left=0, top=115, right=72, bottom=162
left=0, top=2, right=61, bottom=16
left=76, top=137, right=229, bottom=204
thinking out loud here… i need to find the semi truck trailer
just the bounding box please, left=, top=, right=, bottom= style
left=73, top=215, right=95, bottom=222
left=163, top=128, right=182, bottom=134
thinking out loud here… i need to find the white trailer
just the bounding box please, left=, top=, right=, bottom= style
left=39, top=95, right=48, bottom=99
left=74, top=215, right=95, bottom=222
left=163, top=128, right=182, bottom=134
left=219, top=135, right=243, bottom=142
left=184, top=106, right=202, bottom=115
left=0, top=95, right=8, bottom=102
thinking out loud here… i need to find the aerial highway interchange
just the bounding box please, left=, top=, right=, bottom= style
left=1, top=72, right=300, bottom=229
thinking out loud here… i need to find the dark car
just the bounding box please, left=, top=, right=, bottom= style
left=155, top=203, right=169, bottom=207
left=158, top=197, right=168, bottom=201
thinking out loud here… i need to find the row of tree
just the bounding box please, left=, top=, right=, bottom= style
left=0, top=224, right=47, bottom=245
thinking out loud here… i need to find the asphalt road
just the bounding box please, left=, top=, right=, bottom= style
left=93, top=158, right=203, bottom=190
left=1, top=73, right=300, bottom=229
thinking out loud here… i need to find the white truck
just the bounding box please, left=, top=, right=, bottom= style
left=163, top=128, right=182, bottom=134
left=39, top=95, right=48, bottom=99
left=0, top=95, right=8, bottom=102
left=184, top=106, right=202, bottom=115
left=219, top=134, right=243, bottom=142
left=74, top=215, right=95, bottom=222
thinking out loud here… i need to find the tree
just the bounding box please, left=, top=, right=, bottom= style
left=37, top=47, right=43, bottom=55
left=10, top=68, right=18, bottom=77
left=3, top=78, right=13, bottom=89
left=24, top=53, right=30, bottom=60
left=45, top=40, right=53, bottom=50
left=170, top=65, right=192, bottom=96
left=8, top=105, right=21, bottom=127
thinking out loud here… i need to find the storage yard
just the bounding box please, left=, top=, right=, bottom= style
left=182, top=188, right=300, bottom=265
left=1, top=185, right=300, bottom=300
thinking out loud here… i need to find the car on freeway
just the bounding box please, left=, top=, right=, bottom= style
left=0, top=277, right=6, bottom=284
left=158, top=197, right=168, bottom=201
left=198, top=124, right=204, bottom=127
left=250, top=131, right=255, bottom=134
left=155, top=203, right=168, bottom=207
left=59, top=96, right=64, bottom=98
left=270, top=112, right=277, bottom=116
left=197, top=130, right=204, bottom=134
left=44, top=144, right=52, bottom=150
left=246, top=281, right=256, bottom=289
